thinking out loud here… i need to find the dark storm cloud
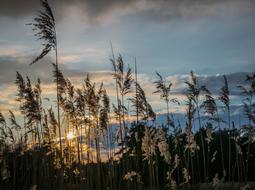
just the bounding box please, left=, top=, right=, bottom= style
left=0, top=0, right=134, bottom=19
left=0, top=56, right=54, bottom=84
left=0, top=0, right=40, bottom=18
left=1, top=0, right=254, bottom=21
left=0, top=55, right=78, bottom=84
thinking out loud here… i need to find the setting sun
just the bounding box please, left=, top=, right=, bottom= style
left=66, top=131, right=75, bottom=140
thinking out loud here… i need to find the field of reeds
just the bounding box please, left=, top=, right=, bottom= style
left=0, top=0, right=255, bottom=190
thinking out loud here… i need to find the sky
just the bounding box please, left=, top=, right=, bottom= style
left=0, top=0, right=254, bottom=117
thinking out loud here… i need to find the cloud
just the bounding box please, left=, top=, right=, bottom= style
left=0, top=0, right=135, bottom=21
left=195, top=73, right=249, bottom=95
left=0, top=54, right=55, bottom=85
left=0, top=85, right=20, bottom=115
left=0, top=52, right=252, bottom=118
left=59, top=55, right=81, bottom=64
left=0, top=52, right=250, bottom=96
left=0, top=0, right=254, bottom=23
left=0, top=52, right=111, bottom=85
left=165, top=73, right=251, bottom=98
left=0, top=52, right=250, bottom=89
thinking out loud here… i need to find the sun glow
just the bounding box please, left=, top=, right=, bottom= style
left=67, top=131, right=75, bottom=140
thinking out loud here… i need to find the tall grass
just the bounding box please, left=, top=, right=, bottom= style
left=28, top=0, right=64, bottom=168
left=1, top=68, right=254, bottom=190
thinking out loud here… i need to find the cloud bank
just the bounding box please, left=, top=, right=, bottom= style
left=0, top=0, right=254, bottom=23
left=0, top=52, right=251, bottom=116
